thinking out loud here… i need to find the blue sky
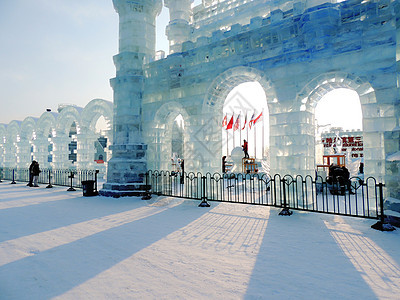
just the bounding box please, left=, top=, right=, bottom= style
left=0, top=0, right=173, bottom=124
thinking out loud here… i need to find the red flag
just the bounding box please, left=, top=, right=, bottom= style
left=252, top=112, right=263, bottom=126
left=222, top=114, right=227, bottom=128
left=226, top=115, right=234, bottom=130
left=248, top=112, right=255, bottom=129
left=233, top=115, right=240, bottom=131
left=241, top=114, right=247, bottom=130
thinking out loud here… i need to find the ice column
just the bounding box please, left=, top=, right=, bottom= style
left=76, top=131, right=98, bottom=170
left=165, top=0, right=192, bottom=54
left=32, top=138, right=50, bottom=168
left=101, top=0, right=162, bottom=196
left=15, top=140, right=31, bottom=168
left=51, top=135, right=72, bottom=169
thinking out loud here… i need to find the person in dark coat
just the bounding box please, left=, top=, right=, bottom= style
left=180, top=159, right=185, bottom=184
left=242, top=140, right=249, bottom=158
left=27, top=161, right=35, bottom=187
left=32, top=161, right=41, bottom=187
left=222, top=156, right=226, bottom=173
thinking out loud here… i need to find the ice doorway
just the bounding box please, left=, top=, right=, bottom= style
left=171, top=114, right=184, bottom=172
left=222, top=82, right=270, bottom=174
left=314, top=88, right=364, bottom=179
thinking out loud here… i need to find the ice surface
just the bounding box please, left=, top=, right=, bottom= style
left=1, top=183, right=400, bottom=299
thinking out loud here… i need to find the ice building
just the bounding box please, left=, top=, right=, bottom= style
left=98, top=0, right=399, bottom=204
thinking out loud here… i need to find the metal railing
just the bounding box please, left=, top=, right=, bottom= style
left=146, top=170, right=384, bottom=221
left=0, top=167, right=98, bottom=189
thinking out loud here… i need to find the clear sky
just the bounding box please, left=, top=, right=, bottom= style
left=0, top=0, right=171, bottom=124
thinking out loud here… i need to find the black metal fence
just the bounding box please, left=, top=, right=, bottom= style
left=146, top=170, right=384, bottom=221
left=0, top=167, right=98, bottom=189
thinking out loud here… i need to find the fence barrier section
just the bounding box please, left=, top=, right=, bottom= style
left=146, top=170, right=386, bottom=221
left=0, top=167, right=98, bottom=189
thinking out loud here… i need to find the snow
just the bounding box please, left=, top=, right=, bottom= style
left=1, top=182, right=400, bottom=299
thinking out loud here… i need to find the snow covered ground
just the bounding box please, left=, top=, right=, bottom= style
left=0, top=182, right=399, bottom=299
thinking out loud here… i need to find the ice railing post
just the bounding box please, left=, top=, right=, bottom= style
left=371, top=182, right=395, bottom=231
left=141, top=171, right=152, bottom=200
left=67, top=171, right=76, bottom=192
left=199, top=175, right=210, bottom=207
left=46, top=169, right=53, bottom=189
left=11, top=168, right=16, bottom=184
left=279, top=177, right=292, bottom=216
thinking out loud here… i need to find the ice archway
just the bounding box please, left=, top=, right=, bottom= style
left=296, top=72, right=390, bottom=180
left=147, top=102, right=190, bottom=171
left=201, top=66, right=278, bottom=174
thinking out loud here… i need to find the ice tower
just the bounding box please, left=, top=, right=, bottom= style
left=165, top=0, right=193, bottom=54
left=100, top=0, right=162, bottom=197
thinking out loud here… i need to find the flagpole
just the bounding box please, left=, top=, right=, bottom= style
left=246, top=114, right=249, bottom=143
left=254, top=122, right=257, bottom=159
left=262, top=108, right=264, bottom=160
left=239, top=112, right=242, bottom=147
left=226, top=124, right=228, bottom=157
left=233, top=113, right=235, bottom=150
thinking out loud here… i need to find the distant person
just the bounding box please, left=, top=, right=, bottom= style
left=27, top=161, right=35, bottom=187
left=242, top=139, right=249, bottom=158
left=359, top=162, right=364, bottom=174
left=222, top=156, right=226, bottom=173
left=180, top=159, right=185, bottom=184
left=32, top=161, right=41, bottom=187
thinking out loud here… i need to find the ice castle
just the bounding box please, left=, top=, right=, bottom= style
left=0, top=0, right=399, bottom=211
left=100, top=0, right=400, bottom=203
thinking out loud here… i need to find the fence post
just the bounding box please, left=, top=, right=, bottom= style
left=371, top=182, right=395, bottom=231
left=11, top=169, right=16, bottom=184
left=67, top=171, right=76, bottom=191
left=199, top=175, right=210, bottom=207
left=279, top=177, right=292, bottom=216
left=46, top=169, right=53, bottom=188
left=94, top=170, right=99, bottom=192
left=142, top=172, right=152, bottom=200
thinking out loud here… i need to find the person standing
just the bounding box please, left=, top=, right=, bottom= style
left=27, top=161, right=35, bottom=187
left=180, top=159, right=185, bottom=184
left=242, top=139, right=249, bottom=158
left=32, top=161, right=41, bottom=187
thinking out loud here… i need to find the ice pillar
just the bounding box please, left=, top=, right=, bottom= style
left=165, top=0, right=192, bottom=54
left=76, top=131, right=98, bottom=170
left=51, top=135, right=72, bottom=169
left=101, top=0, right=162, bottom=196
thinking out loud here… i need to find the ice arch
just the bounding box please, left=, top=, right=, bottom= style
left=79, top=99, right=113, bottom=170
left=56, top=106, right=81, bottom=137
left=18, top=117, right=37, bottom=167
left=36, top=111, right=57, bottom=139
left=80, top=99, right=113, bottom=133
left=148, top=101, right=190, bottom=171
left=202, top=66, right=278, bottom=173
left=20, top=117, right=37, bottom=141
left=296, top=72, right=388, bottom=180
left=34, top=112, right=57, bottom=167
